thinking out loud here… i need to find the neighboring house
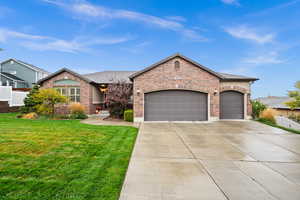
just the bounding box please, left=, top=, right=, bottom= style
left=0, top=59, right=50, bottom=88
left=256, top=96, right=300, bottom=116
left=38, top=53, right=258, bottom=122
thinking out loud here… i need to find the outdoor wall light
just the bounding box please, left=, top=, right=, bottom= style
left=137, top=89, right=141, bottom=95
left=214, top=89, right=218, bottom=96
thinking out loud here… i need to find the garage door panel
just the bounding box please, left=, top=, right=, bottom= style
left=145, top=90, right=207, bottom=121
left=220, top=91, right=244, bottom=119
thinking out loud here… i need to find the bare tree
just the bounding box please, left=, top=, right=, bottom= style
left=105, top=81, right=133, bottom=118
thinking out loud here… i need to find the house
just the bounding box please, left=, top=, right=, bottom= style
left=0, top=59, right=50, bottom=88
left=38, top=53, right=258, bottom=122
left=256, top=96, right=300, bottom=116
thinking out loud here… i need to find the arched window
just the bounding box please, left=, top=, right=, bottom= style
left=174, top=61, right=180, bottom=71
left=54, top=79, right=80, bottom=86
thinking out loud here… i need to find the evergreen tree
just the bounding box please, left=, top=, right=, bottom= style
left=20, top=85, right=41, bottom=113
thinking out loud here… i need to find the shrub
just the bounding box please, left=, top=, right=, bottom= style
left=22, top=112, right=38, bottom=119
left=53, top=114, right=70, bottom=120
left=68, top=103, right=87, bottom=119
left=34, top=89, right=68, bottom=117
left=69, top=103, right=85, bottom=114
left=70, top=112, right=88, bottom=119
left=108, top=102, right=124, bottom=118
left=20, top=85, right=41, bottom=114
left=259, top=108, right=277, bottom=124
left=251, top=100, right=267, bottom=119
left=124, top=109, right=133, bottom=122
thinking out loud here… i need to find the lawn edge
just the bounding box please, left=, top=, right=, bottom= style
left=255, top=119, right=300, bottom=134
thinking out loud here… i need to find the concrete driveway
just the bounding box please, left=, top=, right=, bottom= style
left=119, top=121, right=300, bottom=200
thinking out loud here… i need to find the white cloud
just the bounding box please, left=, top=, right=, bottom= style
left=165, top=16, right=186, bottom=22
left=22, top=36, right=130, bottom=53
left=42, top=0, right=207, bottom=41
left=220, top=0, right=239, bottom=5
left=0, top=28, right=47, bottom=42
left=243, top=51, right=284, bottom=65
left=0, top=27, right=130, bottom=53
left=22, top=39, right=82, bottom=53
left=224, top=25, right=275, bottom=44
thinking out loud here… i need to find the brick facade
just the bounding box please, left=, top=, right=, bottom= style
left=40, top=56, right=254, bottom=119
left=132, top=57, right=252, bottom=121
left=41, top=71, right=97, bottom=114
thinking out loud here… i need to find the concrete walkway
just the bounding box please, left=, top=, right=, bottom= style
left=119, top=121, right=300, bottom=200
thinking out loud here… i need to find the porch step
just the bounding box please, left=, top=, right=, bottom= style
left=99, top=110, right=110, bottom=118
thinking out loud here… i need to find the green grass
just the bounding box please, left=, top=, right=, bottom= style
left=0, top=113, right=138, bottom=200
left=256, top=118, right=300, bottom=134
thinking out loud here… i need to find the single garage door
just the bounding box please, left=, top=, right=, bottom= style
left=144, top=90, right=207, bottom=121
left=220, top=91, right=244, bottom=119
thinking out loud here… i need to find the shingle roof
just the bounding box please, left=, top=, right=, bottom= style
left=256, top=96, right=299, bottom=110
left=84, top=71, right=136, bottom=83
left=217, top=72, right=258, bottom=81
left=0, top=72, right=25, bottom=81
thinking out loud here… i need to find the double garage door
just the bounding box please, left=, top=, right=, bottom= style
left=144, top=90, right=244, bottom=121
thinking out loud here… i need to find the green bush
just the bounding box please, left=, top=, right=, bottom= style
left=20, top=85, right=41, bottom=114
left=70, top=112, right=88, bottom=119
left=251, top=100, right=267, bottom=119
left=258, top=117, right=276, bottom=125
left=124, top=109, right=133, bottom=122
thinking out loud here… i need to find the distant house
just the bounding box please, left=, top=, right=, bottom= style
left=0, top=59, right=50, bottom=88
left=256, top=96, right=300, bottom=116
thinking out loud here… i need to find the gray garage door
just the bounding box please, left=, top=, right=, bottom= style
left=220, top=91, right=244, bottom=119
left=144, top=90, right=207, bottom=121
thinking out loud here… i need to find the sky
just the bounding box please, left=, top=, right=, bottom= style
left=0, top=0, right=300, bottom=98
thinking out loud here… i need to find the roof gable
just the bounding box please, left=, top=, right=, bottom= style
left=1, top=59, right=50, bottom=74
left=37, top=68, right=93, bottom=85
left=129, top=53, right=223, bottom=80
left=129, top=53, right=258, bottom=82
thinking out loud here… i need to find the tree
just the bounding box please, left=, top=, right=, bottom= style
left=20, top=85, right=41, bottom=114
left=251, top=100, right=266, bottom=119
left=286, top=81, right=300, bottom=110
left=106, top=81, right=133, bottom=118
left=33, top=88, right=68, bottom=117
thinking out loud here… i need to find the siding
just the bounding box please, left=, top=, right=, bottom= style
left=1, top=61, right=36, bottom=88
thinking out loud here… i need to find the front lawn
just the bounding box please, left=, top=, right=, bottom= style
left=0, top=113, right=138, bottom=200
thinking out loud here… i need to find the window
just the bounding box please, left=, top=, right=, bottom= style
left=54, top=79, right=80, bottom=86
left=56, top=87, right=80, bottom=102
left=70, top=88, right=80, bottom=102
left=174, top=61, right=180, bottom=71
